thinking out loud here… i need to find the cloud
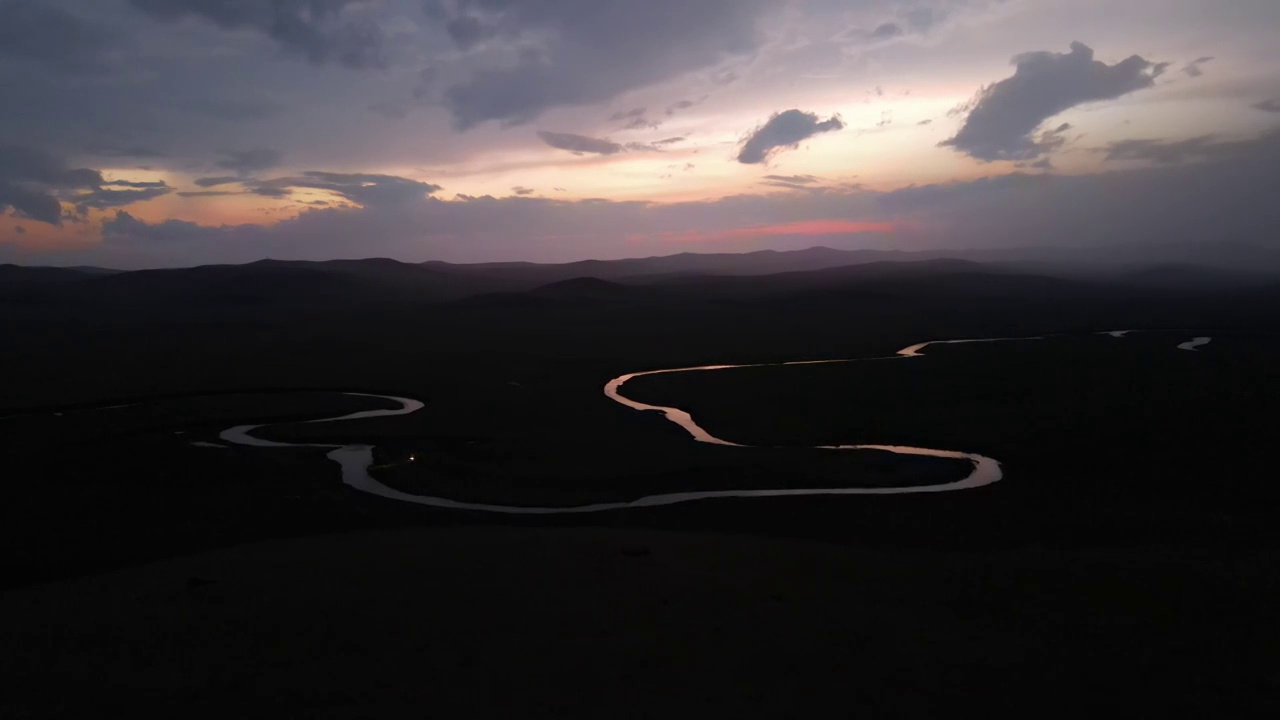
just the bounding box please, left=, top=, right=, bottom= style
left=442, top=13, right=492, bottom=51
left=250, top=172, right=441, bottom=206
left=437, top=0, right=771, bottom=129
left=194, top=176, right=242, bottom=188
left=609, top=108, right=646, bottom=122
left=942, top=42, right=1166, bottom=161
left=1101, top=135, right=1258, bottom=165
left=1253, top=99, right=1280, bottom=114
left=72, top=185, right=173, bottom=213
left=216, top=148, right=283, bottom=174
left=760, top=174, right=823, bottom=189
left=105, top=180, right=168, bottom=189
left=128, top=0, right=387, bottom=69
left=870, top=23, right=904, bottom=40
left=250, top=184, right=293, bottom=199
left=13, top=225, right=24, bottom=235
left=763, top=175, right=820, bottom=184
left=737, top=110, right=845, bottom=164
left=0, top=184, right=63, bottom=225
left=103, top=211, right=219, bottom=246
left=511, top=186, right=535, bottom=196
left=177, top=190, right=240, bottom=197
left=85, top=144, right=167, bottom=159
left=1181, top=56, right=1214, bottom=78
left=652, top=137, right=687, bottom=146
left=180, top=98, right=281, bottom=122
left=918, top=119, right=933, bottom=125
left=710, top=69, right=740, bottom=86
left=536, top=131, right=624, bottom=155
left=69, top=129, right=1280, bottom=267
left=844, top=4, right=945, bottom=45
left=622, top=116, right=661, bottom=131
left=665, top=97, right=707, bottom=116
left=0, top=0, right=112, bottom=71
left=624, top=140, right=677, bottom=153
left=0, top=145, right=103, bottom=224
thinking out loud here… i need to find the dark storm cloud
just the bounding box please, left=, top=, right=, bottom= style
left=0, top=185, right=64, bottom=225
left=1181, top=56, right=1214, bottom=78
left=251, top=171, right=442, bottom=206
left=128, top=0, right=387, bottom=69
left=0, top=146, right=101, bottom=189
left=72, top=185, right=173, bottom=213
left=0, top=145, right=102, bottom=224
left=1252, top=99, right=1280, bottom=114
left=536, top=131, right=624, bottom=156
left=0, top=0, right=112, bottom=71
left=1101, top=135, right=1258, bottom=165
left=216, top=148, right=283, bottom=174
left=737, top=110, right=845, bottom=164
left=943, top=42, right=1166, bottom=161
left=194, top=176, right=242, bottom=188
left=438, top=0, right=771, bottom=129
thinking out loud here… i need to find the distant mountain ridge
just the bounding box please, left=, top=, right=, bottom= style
left=3, top=244, right=1277, bottom=311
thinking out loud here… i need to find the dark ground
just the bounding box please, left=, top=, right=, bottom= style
left=2, top=259, right=1279, bottom=715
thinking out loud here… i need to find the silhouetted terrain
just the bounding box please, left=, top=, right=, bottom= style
left=7, top=242, right=1279, bottom=309
left=3, top=246, right=1280, bottom=716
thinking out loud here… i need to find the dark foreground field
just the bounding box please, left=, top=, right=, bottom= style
left=2, top=527, right=1276, bottom=717
left=3, top=256, right=1279, bottom=715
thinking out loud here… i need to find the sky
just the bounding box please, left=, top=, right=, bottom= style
left=1, top=0, right=1278, bottom=268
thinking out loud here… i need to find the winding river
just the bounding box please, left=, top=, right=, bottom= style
left=206, top=331, right=1215, bottom=513
left=213, top=337, right=1051, bottom=514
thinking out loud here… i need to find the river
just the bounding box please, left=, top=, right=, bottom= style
left=208, top=331, right=1213, bottom=513
left=216, top=337, right=1048, bottom=513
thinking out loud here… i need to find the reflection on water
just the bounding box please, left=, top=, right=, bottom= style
left=601, top=337, right=1042, bottom=499
left=216, top=332, right=1212, bottom=513
left=1178, top=337, right=1212, bottom=351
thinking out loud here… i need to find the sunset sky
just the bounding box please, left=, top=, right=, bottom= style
left=2, top=0, right=1278, bottom=267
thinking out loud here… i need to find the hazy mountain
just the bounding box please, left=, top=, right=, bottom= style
left=6, top=245, right=1278, bottom=314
